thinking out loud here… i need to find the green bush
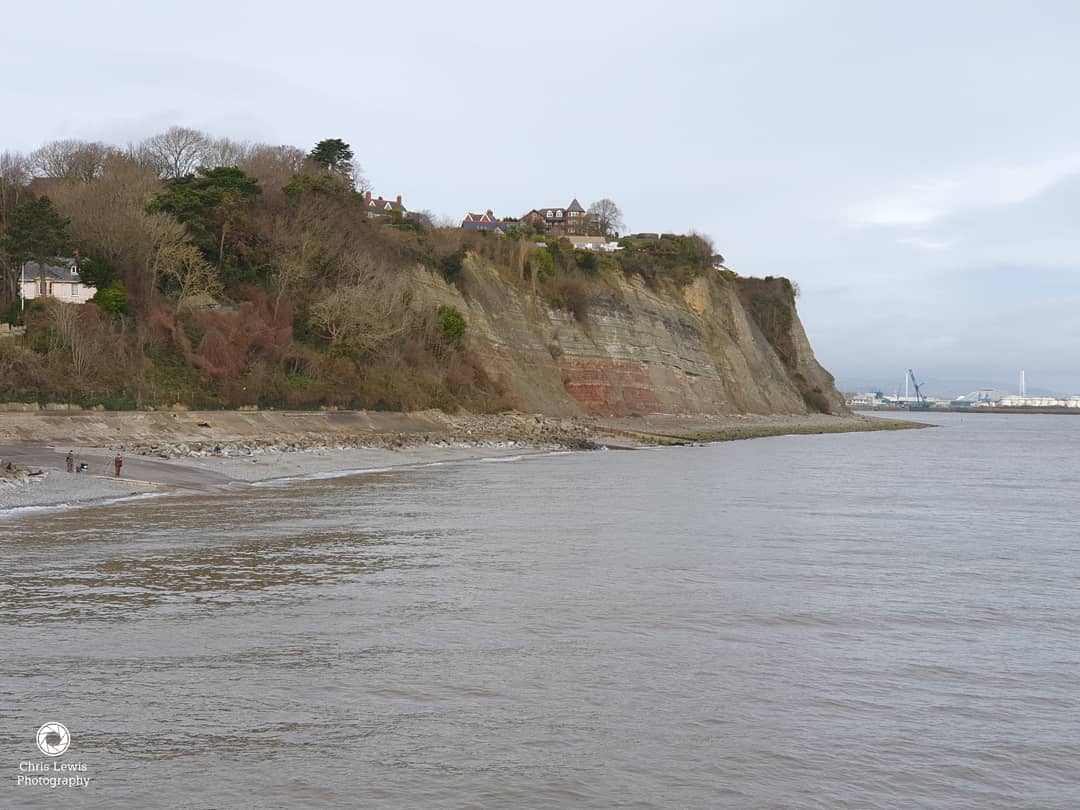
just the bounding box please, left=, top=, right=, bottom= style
left=91, top=283, right=128, bottom=315
left=529, top=249, right=554, bottom=280
left=574, top=250, right=598, bottom=273
left=437, top=305, right=467, bottom=345
left=285, top=372, right=313, bottom=390
left=615, top=233, right=714, bottom=286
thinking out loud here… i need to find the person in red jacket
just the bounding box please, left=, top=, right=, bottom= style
left=114, top=453, right=123, bottom=477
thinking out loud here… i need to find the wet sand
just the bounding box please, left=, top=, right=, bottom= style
left=0, top=443, right=552, bottom=513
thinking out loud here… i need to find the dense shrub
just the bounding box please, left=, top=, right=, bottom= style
left=616, top=233, right=714, bottom=286
left=91, top=283, right=128, bottom=315
left=437, top=305, right=467, bottom=345
left=574, top=250, right=598, bottom=273
left=529, top=249, right=554, bottom=280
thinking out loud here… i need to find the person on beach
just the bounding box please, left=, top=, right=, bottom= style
left=114, top=453, right=123, bottom=477
left=66, top=451, right=74, bottom=473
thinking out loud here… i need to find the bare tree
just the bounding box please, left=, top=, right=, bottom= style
left=203, top=137, right=254, bottom=168
left=137, top=126, right=210, bottom=178
left=408, top=210, right=435, bottom=229
left=158, top=243, right=222, bottom=308
left=0, top=151, right=31, bottom=303
left=262, top=190, right=356, bottom=316
left=141, top=213, right=191, bottom=301
left=353, top=166, right=373, bottom=195
left=239, top=144, right=309, bottom=207
left=268, top=215, right=326, bottom=319
left=586, top=198, right=625, bottom=237
left=30, top=140, right=112, bottom=182
left=46, top=300, right=96, bottom=378
left=431, top=213, right=463, bottom=229
left=48, top=153, right=162, bottom=266
left=242, top=143, right=308, bottom=175
left=513, top=236, right=529, bottom=282
left=310, top=254, right=418, bottom=356
left=0, top=150, right=30, bottom=223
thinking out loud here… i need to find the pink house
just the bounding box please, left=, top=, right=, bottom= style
left=19, top=260, right=97, bottom=304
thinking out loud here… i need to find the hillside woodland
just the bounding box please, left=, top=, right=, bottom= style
left=0, top=130, right=826, bottom=413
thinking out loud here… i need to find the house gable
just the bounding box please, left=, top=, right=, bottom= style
left=364, top=191, right=407, bottom=217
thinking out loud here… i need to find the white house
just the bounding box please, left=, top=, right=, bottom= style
left=19, top=260, right=97, bottom=304
left=565, top=235, right=621, bottom=252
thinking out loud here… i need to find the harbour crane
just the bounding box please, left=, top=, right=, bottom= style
left=906, top=369, right=930, bottom=409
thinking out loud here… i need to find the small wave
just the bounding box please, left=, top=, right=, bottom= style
left=250, top=448, right=579, bottom=485
left=250, top=467, right=396, bottom=487
left=473, top=449, right=577, bottom=463
left=0, top=490, right=168, bottom=519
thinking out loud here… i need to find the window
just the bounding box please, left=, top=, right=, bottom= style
left=71, top=283, right=79, bottom=297
left=546, top=210, right=553, bottom=218
left=557, top=210, right=563, bottom=217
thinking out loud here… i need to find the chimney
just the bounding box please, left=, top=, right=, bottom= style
left=365, top=191, right=372, bottom=201
left=396, top=194, right=402, bottom=205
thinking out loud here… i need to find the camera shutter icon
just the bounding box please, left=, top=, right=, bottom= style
left=36, top=722, right=71, bottom=757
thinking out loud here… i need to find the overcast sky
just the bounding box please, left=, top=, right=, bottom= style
left=5, top=0, right=1079, bottom=394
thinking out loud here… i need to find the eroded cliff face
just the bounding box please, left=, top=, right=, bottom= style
left=413, top=259, right=845, bottom=417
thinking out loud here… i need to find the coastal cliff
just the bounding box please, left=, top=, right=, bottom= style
left=0, top=239, right=843, bottom=417
left=0, top=136, right=843, bottom=417
left=412, top=259, right=845, bottom=418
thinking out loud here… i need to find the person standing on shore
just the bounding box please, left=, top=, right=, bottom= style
left=114, top=453, right=123, bottom=477
left=66, top=452, right=74, bottom=473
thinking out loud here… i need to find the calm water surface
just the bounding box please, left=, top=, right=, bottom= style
left=1, top=413, right=1079, bottom=808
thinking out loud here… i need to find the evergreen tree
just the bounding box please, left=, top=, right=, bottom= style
left=0, top=195, right=71, bottom=264
left=151, top=167, right=261, bottom=267
left=308, top=138, right=354, bottom=177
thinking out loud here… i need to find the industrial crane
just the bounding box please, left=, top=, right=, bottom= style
left=905, top=369, right=930, bottom=409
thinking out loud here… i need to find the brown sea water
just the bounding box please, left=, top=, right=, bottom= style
left=1, top=413, right=1078, bottom=808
